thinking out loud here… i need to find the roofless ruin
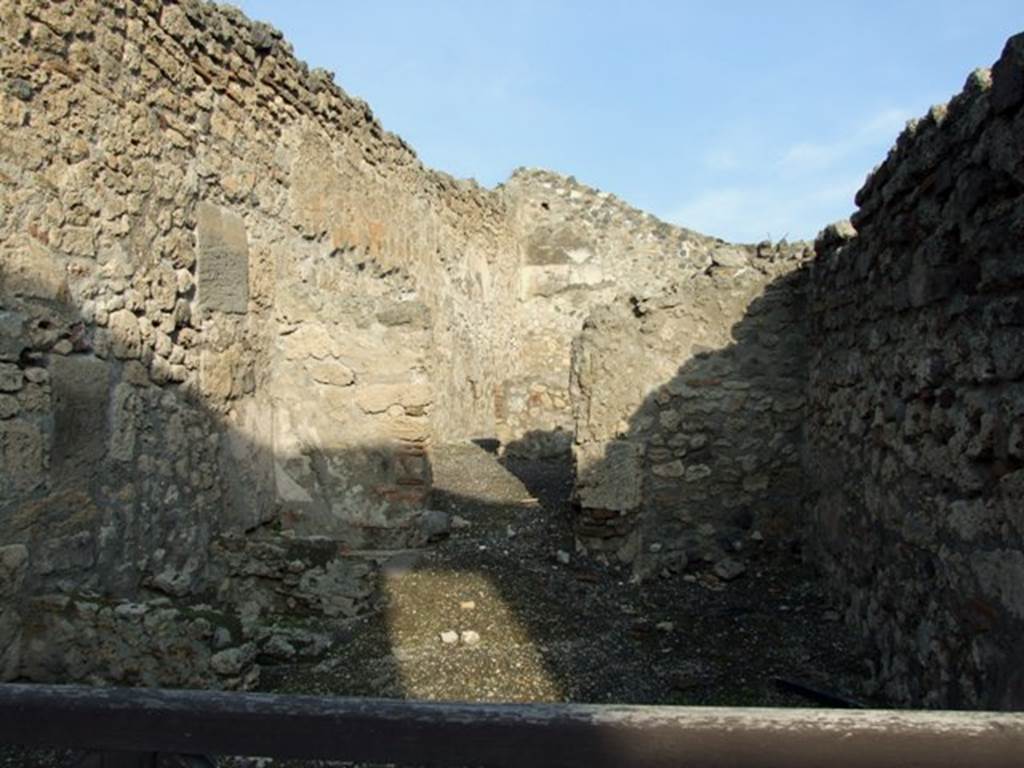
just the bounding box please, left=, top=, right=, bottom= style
left=1, top=0, right=1023, bottom=718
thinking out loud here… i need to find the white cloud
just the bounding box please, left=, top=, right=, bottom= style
left=703, top=147, right=742, bottom=172
left=778, top=108, right=913, bottom=177
left=666, top=107, right=915, bottom=242
left=667, top=172, right=869, bottom=244
left=860, top=107, right=916, bottom=139
left=777, top=141, right=844, bottom=175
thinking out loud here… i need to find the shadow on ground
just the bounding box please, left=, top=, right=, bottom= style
left=0, top=266, right=876, bottom=768
left=258, top=439, right=870, bottom=707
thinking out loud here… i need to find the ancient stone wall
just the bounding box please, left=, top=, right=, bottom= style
left=805, top=35, right=1024, bottom=708
left=2, top=0, right=803, bottom=682
left=569, top=243, right=810, bottom=576
left=496, top=169, right=723, bottom=457
left=2, top=0, right=1022, bottom=711
left=0, top=0, right=281, bottom=686
left=0, top=0, right=520, bottom=685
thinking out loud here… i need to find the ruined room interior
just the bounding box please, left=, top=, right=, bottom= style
left=1, top=1, right=1024, bottom=765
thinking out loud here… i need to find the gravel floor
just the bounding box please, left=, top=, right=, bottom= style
left=1, top=441, right=878, bottom=767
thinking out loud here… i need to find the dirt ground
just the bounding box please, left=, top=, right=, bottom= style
left=2, top=441, right=879, bottom=767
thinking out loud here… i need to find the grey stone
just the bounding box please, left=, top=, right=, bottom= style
left=0, top=313, right=25, bottom=362
left=108, top=310, right=142, bottom=360
left=0, top=395, right=17, bottom=419
left=651, top=460, right=684, bottom=478
left=711, top=247, right=749, bottom=268
left=5, top=78, right=33, bottom=101
left=376, top=300, right=430, bottom=328
left=575, top=441, right=643, bottom=512
left=992, top=32, right=1024, bottom=114
left=0, top=420, right=44, bottom=494
left=50, top=355, right=110, bottom=471
left=713, top=558, right=747, bottom=582
left=210, top=645, right=255, bottom=676
left=262, top=635, right=297, bottom=661
left=213, top=627, right=233, bottom=650
left=0, top=545, right=29, bottom=599
left=196, top=202, right=250, bottom=314
left=0, top=609, right=20, bottom=681
left=418, top=509, right=451, bottom=541
left=0, top=364, right=22, bottom=393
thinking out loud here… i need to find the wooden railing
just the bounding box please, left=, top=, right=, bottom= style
left=0, top=684, right=1022, bottom=767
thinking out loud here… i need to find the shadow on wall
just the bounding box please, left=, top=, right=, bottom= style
left=5, top=223, right=1016, bottom=717
left=0, top=246, right=826, bottom=707
left=562, top=262, right=810, bottom=579
left=0, top=261, right=436, bottom=689
left=384, top=260, right=828, bottom=710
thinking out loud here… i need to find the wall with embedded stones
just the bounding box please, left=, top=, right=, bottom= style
left=569, top=243, right=811, bottom=577
left=805, top=35, right=1024, bottom=709
left=2, top=0, right=1022, bottom=714
left=1, top=0, right=798, bottom=685
left=4, top=0, right=738, bottom=686
left=0, top=0, right=522, bottom=686
left=495, top=170, right=726, bottom=457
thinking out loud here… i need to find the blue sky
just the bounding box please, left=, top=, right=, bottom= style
left=234, top=1, right=1021, bottom=243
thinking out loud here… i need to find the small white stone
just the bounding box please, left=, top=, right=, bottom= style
left=439, top=630, right=459, bottom=645
left=556, top=550, right=571, bottom=565
left=656, top=621, right=675, bottom=632
left=460, top=630, right=481, bottom=646
left=459, top=600, right=476, bottom=611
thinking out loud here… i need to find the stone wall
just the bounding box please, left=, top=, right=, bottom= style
left=0, top=0, right=520, bottom=684
left=805, top=35, right=1024, bottom=708
left=2, top=0, right=1022, bottom=711
left=496, top=170, right=724, bottom=457
left=569, top=243, right=810, bottom=576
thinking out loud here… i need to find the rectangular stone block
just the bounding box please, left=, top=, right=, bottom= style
left=0, top=312, right=25, bottom=362
left=0, top=420, right=44, bottom=494
left=196, top=202, right=249, bottom=314
left=574, top=440, right=643, bottom=512
left=0, top=363, right=22, bottom=392
left=0, top=545, right=28, bottom=600
left=50, top=355, right=109, bottom=471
